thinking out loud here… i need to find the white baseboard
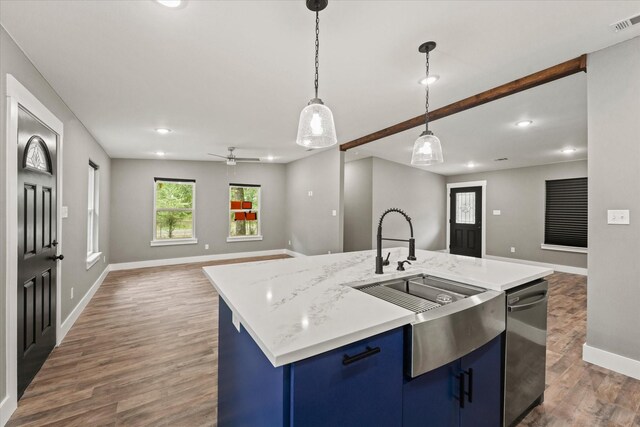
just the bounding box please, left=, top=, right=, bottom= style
left=1, top=394, right=17, bottom=427
left=109, top=249, right=291, bottom=271
left=58, top=265, right=111, bottom=345
left=583, top=343, right=640, bottom=380
left=484, top=255, right=587, bottom=276
left=284, top=249, right=306, bottom=257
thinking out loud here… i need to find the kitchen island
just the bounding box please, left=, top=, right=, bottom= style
left=204, top=248, right=552, bottom=426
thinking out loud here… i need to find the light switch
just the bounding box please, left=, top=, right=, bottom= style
left=61, top=206, right=69, bottom=218
left=308, top=190, right=313, bottom=197
left=332, top=210, right=337, bottom=216
left=608, top=209, right=630, bottom=225
left=493, top=210, right=501, bottom=216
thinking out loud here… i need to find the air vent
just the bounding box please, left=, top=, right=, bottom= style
left=610, top=13, right=640, bottom=32
left=494, top=157, right=508, bottom=162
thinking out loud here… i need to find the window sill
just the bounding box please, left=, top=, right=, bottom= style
left=150, top=238, right=198, bottom=247
left=227, top=235, right=263, bottom=243
left=540, top=244, right=588, bottom=254
left=86, top=252, right=102, bottom=270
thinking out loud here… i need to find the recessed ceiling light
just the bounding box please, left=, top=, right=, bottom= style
left=266, top=155, right=275, bottom=161
left=156, top=151, right=165, bottom=156
left=155, top=128, right=171, bottom=134
left=515, top=120, right=533, bottom=128
left=419, top=75, right=440, bottom=86
left=156, top=0, right=181, bottom=8
left=466, top=162, right=475, bottom=168
left=560, top=148, right=577, bottom=154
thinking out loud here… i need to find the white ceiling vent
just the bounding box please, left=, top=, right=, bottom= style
left=610, top=14, right=640, bottom=32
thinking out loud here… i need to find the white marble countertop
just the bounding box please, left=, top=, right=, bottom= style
left=203, top=248, right=552, bottom=367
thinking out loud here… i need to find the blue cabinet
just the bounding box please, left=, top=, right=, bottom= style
left=218, top=297, right=502, bottom=427
left=459, top=335, right=503, bottom=427
left=218, top=297, right=404, bottom=427
left=291, top=327, right=404, bottom=426
left=403, top=334, right=504, bottom=427
left=403, top=359, right=459, bottom=427
left=218, top=296, right=289, bottom=427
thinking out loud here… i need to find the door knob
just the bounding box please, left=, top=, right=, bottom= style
left=49, top=254, right=64, bottom=261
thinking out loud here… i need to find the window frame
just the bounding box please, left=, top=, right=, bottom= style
left=86, top=160, right=101, bottom=269
left=541, top=177, right=588, bottom=254
left=227, top=183, right=263, bottom=243
left=151, top=178, right=198, bottom=247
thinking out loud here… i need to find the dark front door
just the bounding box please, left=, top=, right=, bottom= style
left=17, top=106, right=59, bottom=398
left=449, top=186, right=482, bottom=258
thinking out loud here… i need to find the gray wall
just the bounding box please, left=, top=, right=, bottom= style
left=109, top=159, right=287, bottom=263
left=586, top=37, right=640, bottom=363
left=344, top=158, right=373, bottom=252
left=447, top=161, right=588, bottom=268
left=0, top=27, right=111, bottom=403
left=371, top=157, right=446, bottom=252
left=285, top=148, right=344, bottom=255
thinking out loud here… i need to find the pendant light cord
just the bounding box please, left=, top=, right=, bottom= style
left=314, top=10, right=320, bottom=99
left=425, top=50, right=430, bottom=132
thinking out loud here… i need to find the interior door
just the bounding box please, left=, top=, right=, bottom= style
left=17, top=106, right=59, bottom=399
left=450, top=186, right=482, bottom=258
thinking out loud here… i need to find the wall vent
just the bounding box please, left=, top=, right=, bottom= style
left=610, top=14, right=640, bottom=32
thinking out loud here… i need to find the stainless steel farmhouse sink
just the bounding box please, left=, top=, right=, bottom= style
left=356, top=275, right=505, bottom=377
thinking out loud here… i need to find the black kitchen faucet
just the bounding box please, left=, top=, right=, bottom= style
left=375, top=208, right=417, bottom=274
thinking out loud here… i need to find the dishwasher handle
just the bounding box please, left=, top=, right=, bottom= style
left=507, top=292, right=547, bottom=312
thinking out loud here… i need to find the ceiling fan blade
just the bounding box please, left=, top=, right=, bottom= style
left=207, top=153, right=229, bottom=159
left=234, top=157, right=262, bottom=162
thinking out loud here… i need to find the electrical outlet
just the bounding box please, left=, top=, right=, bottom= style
left=61, top=206, right=69, bottom=218
left=308, top=190, right=313, bottom=197
left=288, top=240, right=291, bottom=246
left=607, top=209, right=630, bottom=225
left=510, top=247, right=516, bottom=253
left=205, top=244, right=209, bottom=250
left=71, top=287, right=74, bottom=299
left=328, top=250, right=332, bottom=254
left=103, top=256, right=106, bottom=263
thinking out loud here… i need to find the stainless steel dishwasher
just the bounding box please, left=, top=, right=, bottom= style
left=504, top=279, right=549, bottom=427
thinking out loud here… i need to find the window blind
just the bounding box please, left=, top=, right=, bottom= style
left=544, top=177, right=587, bottom=248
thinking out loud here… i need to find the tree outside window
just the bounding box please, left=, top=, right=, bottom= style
left=229, top=185, right=261, bottom=238
left=154, top=180, right=195, bottom=240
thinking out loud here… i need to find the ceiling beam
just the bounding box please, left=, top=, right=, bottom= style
left=339, top=54, right=587, bottom=152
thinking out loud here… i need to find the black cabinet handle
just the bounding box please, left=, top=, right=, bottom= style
left=465, top=368, right=473, bottom=403
left=342, top=346, right=380, bottom=365
left=52, top=240, right=58, bottom=247
left=49, top=254, right=64, bottom=261
left=457, top=372, right=465, bottom=408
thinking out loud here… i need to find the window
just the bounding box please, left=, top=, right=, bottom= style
left=228, top=184, right=262, bottom=242
left=86, top=161, right=101, bottom=269
left=151, top=178, right=197, bottom=246
left=543, top=177, right=587, bottom=251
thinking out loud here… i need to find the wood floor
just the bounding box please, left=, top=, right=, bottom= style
left=7, top=254, right=288, bottom=427
left=7, top=262, right=640, bottom=426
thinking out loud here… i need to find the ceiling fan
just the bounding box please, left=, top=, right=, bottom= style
left=208, top=147, right=261, bottom=166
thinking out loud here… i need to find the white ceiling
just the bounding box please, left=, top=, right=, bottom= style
left=1, top=1, right=639, bottom=174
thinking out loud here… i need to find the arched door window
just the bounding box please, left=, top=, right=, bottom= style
left=23, top=136, right=52, bottom=173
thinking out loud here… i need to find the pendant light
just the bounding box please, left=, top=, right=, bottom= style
left=296, top=0, right=337, bottom=149
left=411, top=41, right=443, bottom=165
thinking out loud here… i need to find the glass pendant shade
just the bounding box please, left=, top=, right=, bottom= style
left=296, top=99, right=337, bottom=149
left=411, top=130, right=444, bottom=165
